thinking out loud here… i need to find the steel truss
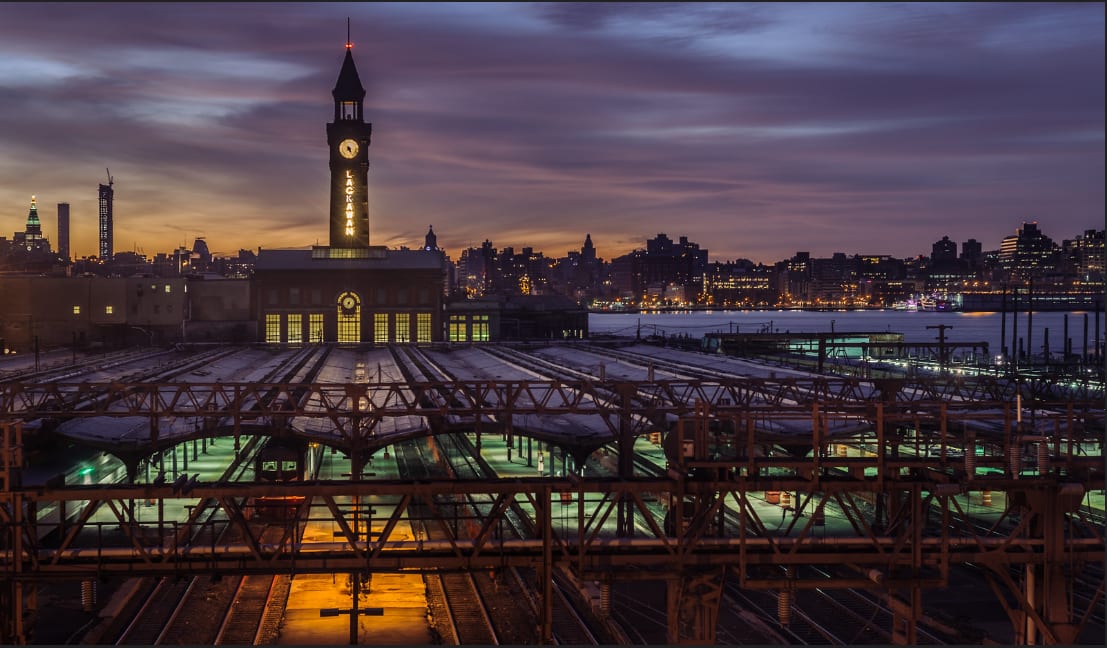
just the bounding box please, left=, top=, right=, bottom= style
left=2, top=375, right=1104, bottom=644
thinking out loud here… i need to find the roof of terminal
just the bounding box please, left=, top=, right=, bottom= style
left=254, top=248, right=442, bottom=272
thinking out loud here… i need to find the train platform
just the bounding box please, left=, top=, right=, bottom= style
left=275, top=445, right=434, bottom=645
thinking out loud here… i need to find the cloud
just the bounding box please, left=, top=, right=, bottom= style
left=0, top=3, right=1101, bottom=264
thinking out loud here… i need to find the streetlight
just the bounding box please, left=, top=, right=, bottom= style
left=319, top=571, right=384, bottom=645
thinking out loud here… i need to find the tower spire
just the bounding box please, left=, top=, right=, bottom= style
left=346, top=17, right=351, bottom=49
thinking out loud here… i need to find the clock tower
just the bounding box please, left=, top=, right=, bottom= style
left=326, top=40, right=372, bottom=247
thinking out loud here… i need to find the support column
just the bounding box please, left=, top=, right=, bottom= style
left=666, top=569, right=726, bottom=644
left=616, top=383, right=636, bottom=537
left=987, top=485, right=1090, bottom=645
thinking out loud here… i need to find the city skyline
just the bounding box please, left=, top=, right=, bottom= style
left=0, top=3, right=1103, bottom=264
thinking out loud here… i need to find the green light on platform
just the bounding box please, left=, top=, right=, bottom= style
left=78, top=466, right=94, bottom=476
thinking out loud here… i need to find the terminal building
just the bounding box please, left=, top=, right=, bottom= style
left=251, top=40, right=446, bottom=344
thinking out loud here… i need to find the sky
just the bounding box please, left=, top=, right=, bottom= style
left=0, top=3, right=1103, bottom=264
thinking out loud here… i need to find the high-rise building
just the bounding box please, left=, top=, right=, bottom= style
left=961, top=238, right=982, bottom=270
left=98, top=174, right=114, bottom=260
left=327, top=39, right=372, bottom=247
left=57, top=202, right=70, bottom=260
left=998, top=222, right=1056, bottom=280
left=22, top=195, right=43, bottom=250
left=931, top=236, right=958, bottom=263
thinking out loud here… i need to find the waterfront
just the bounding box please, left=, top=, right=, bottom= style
left=590, top=309, right=1105, bottom=360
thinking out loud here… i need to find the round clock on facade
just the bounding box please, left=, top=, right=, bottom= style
left=339, top=139, right=359, bottom=159
left=341, top=295, right=356, bottom=310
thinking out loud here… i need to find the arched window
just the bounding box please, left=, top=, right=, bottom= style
left=336, top=292, right=361, bottom=343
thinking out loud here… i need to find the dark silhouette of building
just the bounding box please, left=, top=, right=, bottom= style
left=327, top=39, right=372, bottom=247
left=961, top=238, right=982, bottom=270
left=424, top=226, right=438, bottom=251
left=931, top=236, right=958, bottom=263
left=57, top=202, right=70, bottom=261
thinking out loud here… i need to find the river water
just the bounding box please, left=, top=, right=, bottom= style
left=589, top=309, right=1104, bottom=359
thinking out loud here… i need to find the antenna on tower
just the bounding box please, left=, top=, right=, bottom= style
left=105, top=168, right=113, bottom=187
left=346, top=17, right=351, bottom=48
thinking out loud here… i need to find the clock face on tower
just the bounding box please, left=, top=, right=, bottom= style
left=341, top=295, right=357, bottom=311
left=338, top=138, right=359, bottom=159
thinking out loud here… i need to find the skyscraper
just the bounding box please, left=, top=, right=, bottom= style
left=98, top=173, right=113, bottom=260
left=57, top=202, right=70, bottom=260
left=23, top=195, right=43, bottom=250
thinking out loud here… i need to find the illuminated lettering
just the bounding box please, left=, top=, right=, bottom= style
left=342, top=172, right=357, bottom=237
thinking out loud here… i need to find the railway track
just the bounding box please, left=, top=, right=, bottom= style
left=94, top=346, right=332, bottom=645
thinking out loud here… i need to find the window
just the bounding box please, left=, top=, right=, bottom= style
left=337, top=301, right=360, bottom=343
left=287, top=314, right=302, bottom=344
left=395, top=313, right=410, bottom=343
left=418, top=288, right=429, bottom=305
left=309, top=313, right=324, bottom=342
left=376, top=287, right=387, bottom=305
left=265, top=314, right=281, bottom=343
left=73, top=305, right=80, bottom=315
left=397, top=289, right=408, bottom=305
left=374, top=313, right=389, bottom=343
left=105, top=306, right=114, bottom=315
left=164, top=284, right=171, bottom=293
left=289, top=288, right=300, bottom=305
left=311, top=289, right=322, bottom=305
left=449, top=315, right=467, bottom=342
left=268, top=289, right=279, bottom=305
left=473, top=315, right=490, bottom=342
left=416, top=313, right=432, bottom=342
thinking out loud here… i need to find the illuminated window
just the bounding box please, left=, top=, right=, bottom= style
left=416, top=313, right=432, bottom=342
left=265, top=314, right=281, bottom=344
left=287, top=314, right=302, bottom=344
left=309, top=313, right=324, bottom=342
left=374, top=313, right=389, bottom=343
left=473, top=315, right=490, bottom=342
left=73, top=305, right=80, bottom=315
left=105, top=306, right=114, bottom=315
left=395, top=313, right=410, bottom=343
left=449, top=315, right=467, bottom=342
left=164, top=284, right=171, bottom=293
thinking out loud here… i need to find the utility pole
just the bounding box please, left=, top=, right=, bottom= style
left=926, top=324, right=952, bottom=371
